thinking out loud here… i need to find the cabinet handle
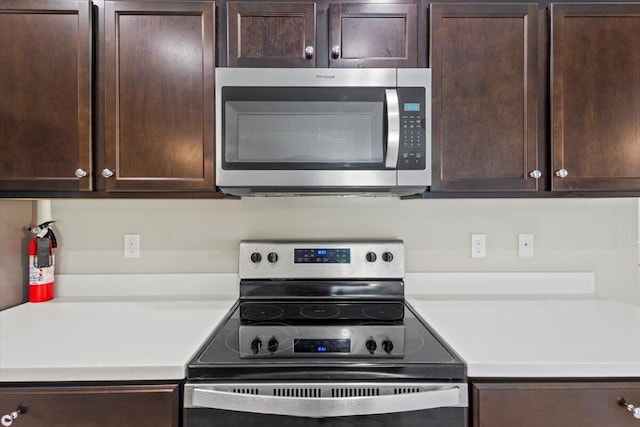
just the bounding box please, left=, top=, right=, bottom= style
left=1, top=404, right=27, bottom=427
left=529, top=169, right=542, bottom=179
left=101, top=168, right=114, bottom=178
left=74, top=168, right=88, bottom=178
left=555, top=168, right=568, bottom=178
left=304, top=46, right=314, bottom=58
left=618, top=397, right=640, bottom=419
left=331, top=45, right=341, bottom=59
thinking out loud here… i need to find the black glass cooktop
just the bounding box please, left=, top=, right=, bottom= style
left=188, top=301, right=465, bottom=382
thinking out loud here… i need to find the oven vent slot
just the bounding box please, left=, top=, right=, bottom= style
left=394, top=387, right=422, bottom=395
left=230, top=388, right=259, bottom=395
left=331, top=388, right=381, bottom=397
left=273, top=388, right=322, bottom=397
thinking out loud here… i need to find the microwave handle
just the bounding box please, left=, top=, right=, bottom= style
left=385, top=89, right=400, bottom=168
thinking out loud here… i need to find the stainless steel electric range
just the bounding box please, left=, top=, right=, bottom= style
left=184, top=241, right=467, bottom=426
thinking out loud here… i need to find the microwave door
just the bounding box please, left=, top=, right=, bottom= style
left=384, top=89, right=400, bottom=169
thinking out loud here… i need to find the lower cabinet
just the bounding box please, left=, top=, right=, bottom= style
left=471, top=380, right=640, bottom=427
left=0, top=383, right=180, bottom=427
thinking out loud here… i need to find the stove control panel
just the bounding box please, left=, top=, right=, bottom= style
left=240, top=240, right=404, bottom=279
left=239, top=325, right=405, bottom=358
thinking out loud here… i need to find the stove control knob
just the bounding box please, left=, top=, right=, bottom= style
left=382, top=340, right=394, bottom=354
left=382, top=252, right=394, bottom=263
left=251, top=338, right=262, bottom=354
left=365, top=339, right=377, bottom=355
left=365, top=252, right=377, bottom=263
left=250, top=252, right=262, bottom=264
left=268, top=338, right=279, bottom=354
left=267, top=252, right=279, bottom=264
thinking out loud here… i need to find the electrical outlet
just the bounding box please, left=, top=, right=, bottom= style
left=471, top=234, right=486, bottom=258
left=124, top=234, right=140, bottom=258
left=518, top=234, right=534, bottom=258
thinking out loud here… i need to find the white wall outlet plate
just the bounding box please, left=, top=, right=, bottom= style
left=471, top=234, right=486, bottom=258
left=124, top=234, right=140, bottom=258
left=518, top=234, right=534, bottom=258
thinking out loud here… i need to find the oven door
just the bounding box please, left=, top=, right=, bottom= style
left=215, top=68, right=401, bottom=190
left=184, top=382, right=467, bottom=427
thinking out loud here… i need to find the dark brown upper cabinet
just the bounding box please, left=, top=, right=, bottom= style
left=0, top=0, right=92, bottom=191
left=430, top=3, right=539, bottom=192
left=227, top=2, right=316, bottom=67
left=328, top=3, right=418, bottom=68
left=226, top=1, right=418, bottom=68
left=551, top=3, right=640, bottom=192
left=104, top=1, right=215, bottom=191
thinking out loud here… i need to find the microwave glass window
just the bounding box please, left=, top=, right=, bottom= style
left=225, top=101, right=384, bottom=165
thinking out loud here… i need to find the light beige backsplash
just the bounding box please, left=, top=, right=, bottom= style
left=50, top=197, right=639, bottom=305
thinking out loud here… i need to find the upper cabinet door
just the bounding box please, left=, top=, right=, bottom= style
left=551, top=3, right=640, bottom=191
left=328, top=3, right=418, bottom=68
left=104, top=1, right=215, bottom=191
left=0, top=0, right=92, bottom=191
left=430, top=3, right=539, bottom=192
left=227, top=2, right=316, bottom=67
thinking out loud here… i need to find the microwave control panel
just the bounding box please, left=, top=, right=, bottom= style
left=397, top=88, right=426, bottom=170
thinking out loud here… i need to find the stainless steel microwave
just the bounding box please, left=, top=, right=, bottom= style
left=215, top=68, right=431, bottom=196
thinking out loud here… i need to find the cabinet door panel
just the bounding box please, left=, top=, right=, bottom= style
left=0, top=384, right=179, bottom=427
left=473, top=381, right=640, bottom=427
left=329, top=3, right=417, bottom=68
left=104, top=1, right=214, bottom=191
left=431, top=3, right=539, bottom=192
left=551, top=4, right=640, bottom=191
left=227, top=2, right=316, bottom=67
left=0, top=0, right=92, bottom=191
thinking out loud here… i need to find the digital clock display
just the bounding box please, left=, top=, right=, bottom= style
left=294, top=339, right=351, bottom=353
left=294, top=248, right=350, bottom=264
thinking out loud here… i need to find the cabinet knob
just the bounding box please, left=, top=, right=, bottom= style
left=1, top=404, right=27, bottom=427
left=101, top=168, right=114, bottom=178
left=304, top=46, right=314, bottom=58
left=555, top=168, right=568, bottom=178
left=529, top=169, right=542, bottom=179
left=331, top=45, right=341, bottom=59
left=618, top=397, right=640, bottom=419
left=74, top=168, right=88, bottom=178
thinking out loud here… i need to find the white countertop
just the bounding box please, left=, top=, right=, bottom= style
left=407, top=295, right=640, bottom=378
left=1, top=273, right=639, bottom=382
left=0, top=297, right=236, bottom=382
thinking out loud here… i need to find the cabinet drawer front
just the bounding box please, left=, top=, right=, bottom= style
left=473, top=381, right=640, bottom=427
left=0, top=384, right=179, bottom=427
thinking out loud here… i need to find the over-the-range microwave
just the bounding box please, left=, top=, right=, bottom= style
left=215, top=68, right=431, bottom=196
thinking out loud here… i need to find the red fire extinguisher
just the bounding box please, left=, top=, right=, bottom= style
left=28, top=221, right=57, bottom=303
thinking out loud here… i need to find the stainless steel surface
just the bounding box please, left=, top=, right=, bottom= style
left=101, top=168, right=114, bottom=178
left=239, top=240, right=404, bottom=280
left=385, top=89, right=400, bottom=168
left=304, top=46, right=314, bottom=57
left=238, top=324, right=405, bottom=358
left=331, top=45, right=341, bottom=59
left=555, top=168, right=568, bottom=178
left=74, top=168, right=88, bottom=178
left=185, top=382, right=468, bottom=416
left=530, top=169, right=542, bottom=179
left=216, top=68, right=397, bottom=88
left=214, top=67, right=432, bottom=196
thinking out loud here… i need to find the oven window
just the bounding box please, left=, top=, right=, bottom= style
left=222, top=87, right=386, bottom=170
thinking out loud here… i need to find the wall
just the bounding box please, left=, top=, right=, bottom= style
left=0, top=200, right=33, bottom=310
left=50, top=197, right=639, bottom=305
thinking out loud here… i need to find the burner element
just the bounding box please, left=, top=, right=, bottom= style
left=362, top=305, right=404, bottom=321
left=300, top=304, right=340, bottom=319
left=241, top=304, right=284, bottom=321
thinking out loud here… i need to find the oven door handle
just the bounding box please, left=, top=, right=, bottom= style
left=191, top=385, right=464, bottom=418
left=384, top=88, right=400, bottom=169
